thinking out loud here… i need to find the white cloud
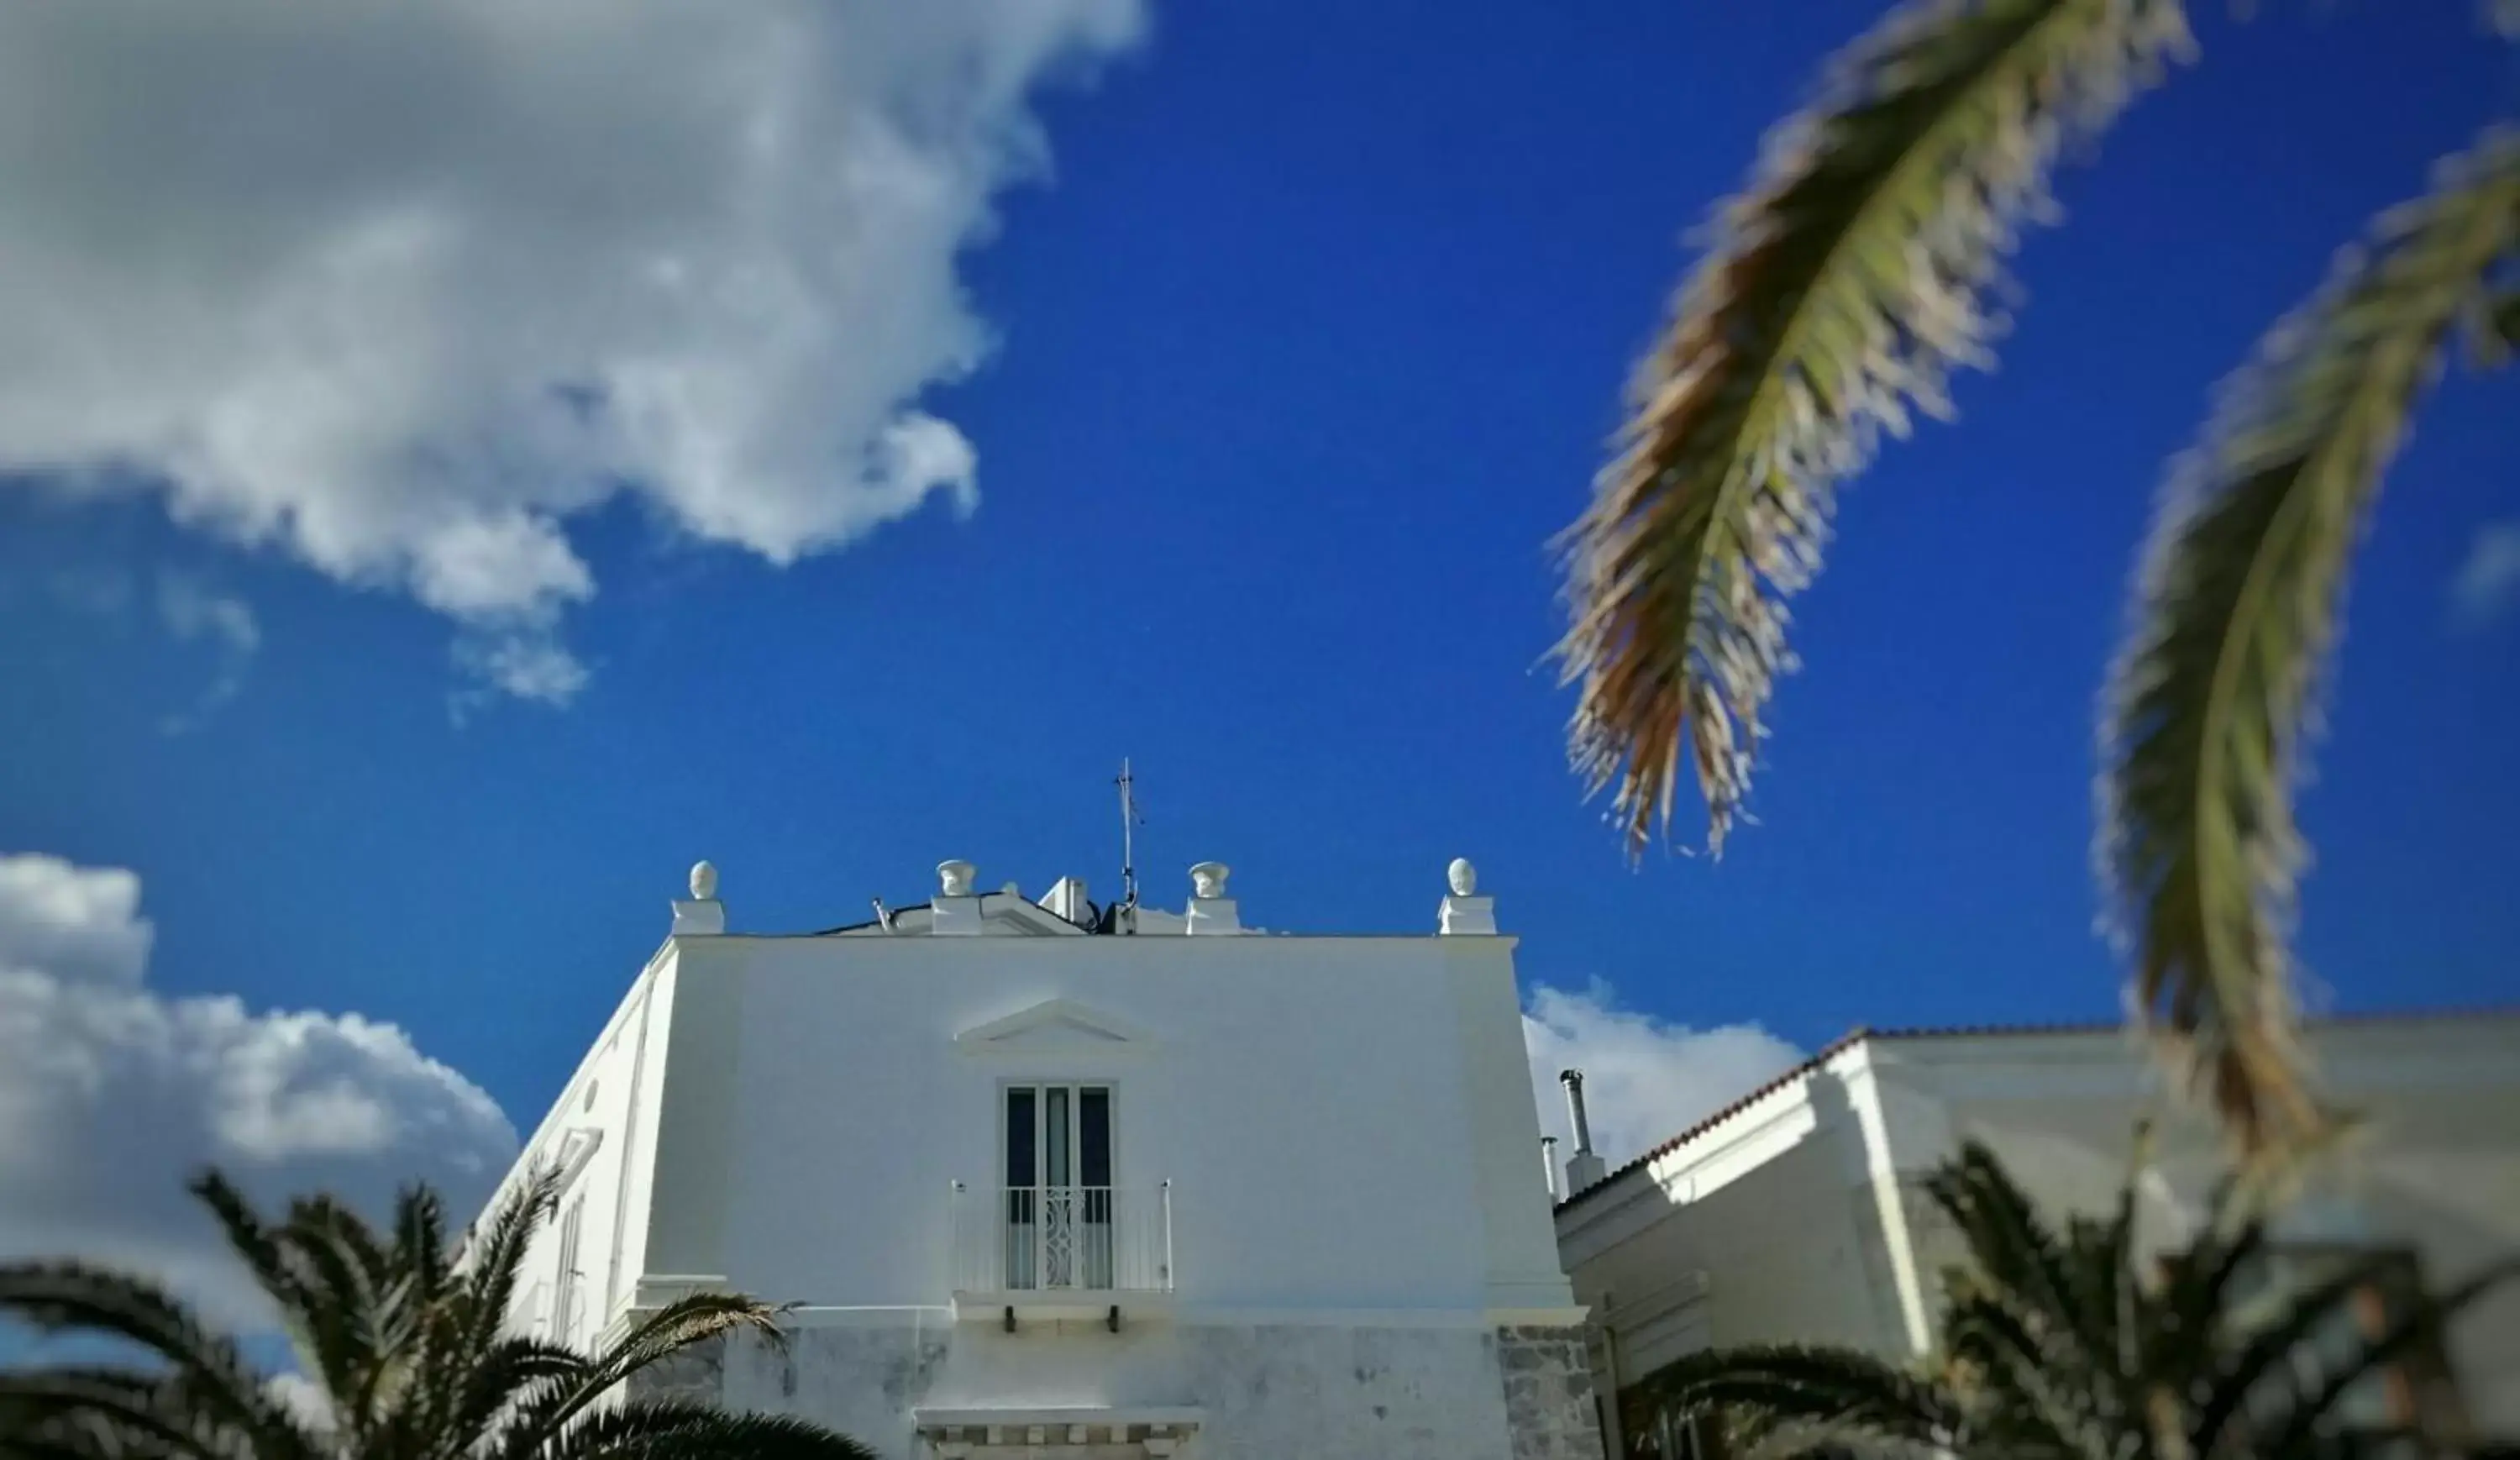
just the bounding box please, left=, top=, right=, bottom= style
left=0, top=0, right=1143, bottom=701
left=2450, top=520, right=2520, bottom=628
left=1523, top=980, right=1805, bottom=1173
left=156, top=576, right=261, bottom=733
left=0, top=857, right=151, bottom=990
left=454, top=630, right=595, bottom=711
left=0, top=854, right=516, bottom=1321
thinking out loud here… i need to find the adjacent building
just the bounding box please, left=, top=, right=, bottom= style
left=1551, top=1015, right=2520, bottom=1450
left=479, top=855, right=1599, bottom=1460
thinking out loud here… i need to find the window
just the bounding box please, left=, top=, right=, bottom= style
left=1002, top=1084, right=1113, bottom=1290
left=552, top=1195, right=586, bottom=1342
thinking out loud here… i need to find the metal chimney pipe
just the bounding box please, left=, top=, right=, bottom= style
left=1559, top=1069, right=1595, bottom=1155
left=1541, top=1137, right=1561, bottom=1201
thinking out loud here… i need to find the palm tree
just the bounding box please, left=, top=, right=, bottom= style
left=1626, top=1141, right=2516, bottom=1460
left=1552, top=0, right=2520, bottom=1159
left=0, top=1168, right=878, bottom=1460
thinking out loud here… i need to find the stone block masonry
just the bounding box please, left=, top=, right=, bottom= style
left=622, top=1321, right=1605, bottom=1460
left=1495, top=1326, right=1605, bottom=1460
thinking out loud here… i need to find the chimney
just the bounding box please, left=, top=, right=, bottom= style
left=932, top=859, right=983, bottom=935
left=671, top=860, right=726, bottom=936
left=1541, top=1136, right=1561, bottom=1203
left=1560, top=1069, right=1608, bottom=1194
left=1037, top=876, right=1091, bottom=927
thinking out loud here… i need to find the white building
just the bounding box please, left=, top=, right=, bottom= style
left=481, top=855, right=1599, bottom=1460
left=1551, top=1016, right=2520, bottom=1450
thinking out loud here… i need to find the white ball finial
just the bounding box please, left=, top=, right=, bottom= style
left=937, top=859, right=977, bottom=898
left=1189, top=861, right=1231, bottom=900
left=1447, top=858, right=1478, bottom=898
left=690, top=860, right=719, bottom=901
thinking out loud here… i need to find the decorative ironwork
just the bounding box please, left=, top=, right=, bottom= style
left=950, top=1184, right=1173, bottom=1295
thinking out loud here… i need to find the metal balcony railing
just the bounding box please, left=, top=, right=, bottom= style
left=949, top=1183, right=1173, bottom=1296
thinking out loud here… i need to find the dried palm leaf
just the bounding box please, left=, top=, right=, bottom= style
left=2098, top=129, right=2520, bottom=1158
left=1556, top=0, right=2192, bottom=853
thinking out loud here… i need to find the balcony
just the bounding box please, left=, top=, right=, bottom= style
left=949, top=1183, right=1173, bottom=1327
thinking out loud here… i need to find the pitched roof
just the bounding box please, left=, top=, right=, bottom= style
left=1552, top=1027, right=1869, bottom=1214
left=1551, top=1007, right=2518, bottom=1215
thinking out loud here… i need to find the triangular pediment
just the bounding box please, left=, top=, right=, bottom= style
left=954, top=998, right=1156, bottom=1054
left=552, top=1127, right=605, bottom=1188
left=980, top=899, right=1089, bottom=936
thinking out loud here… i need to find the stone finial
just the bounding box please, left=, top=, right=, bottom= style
left=937, top=859, right=977, bottom=898
left=1439, top=857, right=1496, bottom=936
left=671, top=859, right=725, bottom=936
left=1185, top=861, right=1241, bottom=936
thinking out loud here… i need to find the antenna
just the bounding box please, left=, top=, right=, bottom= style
left=1115, top=757, right=1143, bottom=925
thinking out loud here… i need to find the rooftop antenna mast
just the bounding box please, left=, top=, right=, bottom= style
left=1116, top=757, right=1143, bottom=928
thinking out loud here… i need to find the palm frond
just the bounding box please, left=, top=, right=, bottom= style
left=0, top=1264, right=276, bottom=1447
left=186, top=1173, right=333, bottom=1410
left=2192, top=1248, right=2457, bottom=1454
left=395, top=1181, right=454, bottom=1309
left=1557, top=0, right=2192, bottom=853
left=454, top=1165, right=565, bottom=1369
left=1940, top=1288, right=2120, bottom=1459
left=1630, top=1342, right=1963, bottom=1453
left=494, top=1295, right=788, bottom=1460
left=531, top=1400, right=880, bottom=1460
left=2097, top=128, right=2520, bottom=1158
left=1928, top=1144, right=2108, bottom=1375
left=438, top=1337, right=591, bottom=1459
left=2487, top=287, right=2519, bottom=356
left=0, top=1372, right=232, bottom=1460
left=2255, top=1258, right=2519, bottom=1458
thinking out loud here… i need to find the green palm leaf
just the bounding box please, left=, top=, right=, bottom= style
left=2097, top=128, right=2520, bottom=1158
left=1556, top=0, right=2192, bottom=853
left=492, top=1294, right=791, bottom=1460
left=0, top=1265, right=278, bottom=1448
left=4, top=1169, right=875, bottom=1460
left=2256, top=1258, right=2519, bottom=1460
left=532, top=1400, right=880, bottom=1460
left=1629, top=1342, right=1963, bottom=1456
left=0, top=1370, right=218, bottom=1460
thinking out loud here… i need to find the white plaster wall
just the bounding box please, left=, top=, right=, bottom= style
left=647, top=1321, right=1535, bottom=1460
left=473, top=911, right=1592, bottom=1460
left=1558, top=1097, right=1896, bottom=1376
left=1887, top=1021, right=2520, bottom=1431
left=1557, top=1017, right=2520, bottom=1431
left=483, top=950, right=670, bottom=1344
left=643, top=932, right=1571, bottom=1318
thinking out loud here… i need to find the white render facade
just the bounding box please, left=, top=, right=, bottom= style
left=482, top=857, right=1597, bottom=1460
left=1552, top=1016, right=2520, bottom=1448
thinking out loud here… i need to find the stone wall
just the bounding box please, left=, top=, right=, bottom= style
left=1495, top=1325, right=1604, bottom=1460
left=621, top=1319, right=1604, bottom=1460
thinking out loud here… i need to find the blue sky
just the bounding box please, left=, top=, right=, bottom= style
left=1, top=3, right=2515, bottom=1282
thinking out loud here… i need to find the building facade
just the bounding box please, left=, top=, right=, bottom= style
left=1551, top=1016, right=2520, bottom=1449
left=480, top=855, right=1599, bottom=1460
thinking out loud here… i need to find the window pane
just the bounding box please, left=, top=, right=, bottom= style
left=1005, top=1088, right=1036, bottom=1187
left=1046, top=1087, right=1071, bottom=1186
left=1079, top=1088, right=1111, bottom=1187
